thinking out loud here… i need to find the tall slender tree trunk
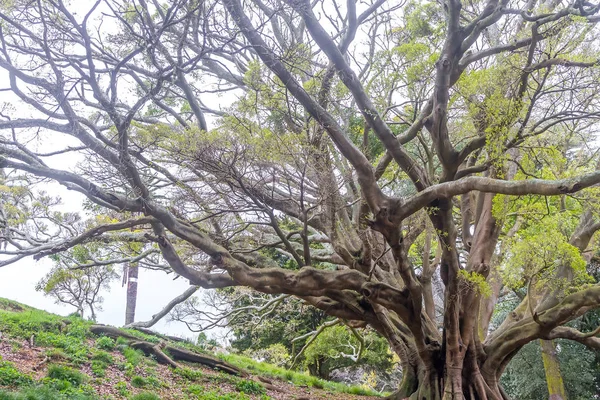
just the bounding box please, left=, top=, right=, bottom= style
left=125, top=264, right=139, bottom=325
left=89, top=305, right=97, bottom=322
left=540, top=339, right=567, bottom=400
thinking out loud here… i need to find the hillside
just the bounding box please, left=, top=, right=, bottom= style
left=0, top=298, right=380, bottom=400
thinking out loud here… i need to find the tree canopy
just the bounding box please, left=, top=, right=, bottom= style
left=0, top=0, right=600, bottom=399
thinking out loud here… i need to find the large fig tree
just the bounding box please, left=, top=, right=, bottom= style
left=0, top=0, right=600, bottom=398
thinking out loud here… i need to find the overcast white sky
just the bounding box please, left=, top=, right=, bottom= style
left=0, top=254, right=199, bottom=339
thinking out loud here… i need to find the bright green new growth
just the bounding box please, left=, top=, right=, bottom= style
left=458, top=270, right=492, bottom=298
left=502, top=216, right=591, bottom=291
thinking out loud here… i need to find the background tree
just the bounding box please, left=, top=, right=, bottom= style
left=492, top=293, right=600, bottom=399
left=0, top=0, right=599, bottom=399
left=36, top=251, right=119, bottom=321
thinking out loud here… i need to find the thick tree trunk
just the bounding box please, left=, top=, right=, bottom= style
left=540, top=339, right=567, bottom=400
left=125, top=264, right=138, bottom=325
left=384, top=352, right=507, bottom=400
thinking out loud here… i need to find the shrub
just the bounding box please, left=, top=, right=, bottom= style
left=121, top=347, right=143, bottom=366
left=129, top=393, right=160, bottom=400
left=0, top=386, right=95, bottom=399
left=46, top=364, right=86, bottom=387
left=35, top=332, right=89, bottom=365
left=0, top=361, right=33, bottom=387
left=174, top=367, right=203, bottom=381
left=44, top=349, right=68, bottom=361
left=0, top=309, right=64, bottom=340
left=184, top=384, right=205, bottom=396
left=91, top=351, right=113, bottom=364
left=95, top=336, right=115, bottom=351
left=130, top=375, right=147, bottom=388
left=309, top=377, right=324, bottom=389
left=90, top=360, right=107, bottom=377
left=195, top=390, right=251, bottom=400
left=249, top=344, right=289, bottom=367
left=235, top=379, right=266, bottom=395
left=115, top=381, right=129, bottom=397
left=64, top=321, right=89, bottom=340
left=146, top=376, right=162, bottom=388
left=283, top=371, right=294, bottom=381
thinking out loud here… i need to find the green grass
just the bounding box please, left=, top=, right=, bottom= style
left=0, top=297, right=381, bottom=399
left=219, top=353, right=381, bottom=396
left=46, top=365, right=86, bottom=387
left=94, top=336, right=115, bottom=351
left=0, top=386, right=96, bottom=400
left=91, top=350, right=113, bottom=364
left=115, top=381, right=129, bottom=396
left=190, top=390, right=252, bottom=400
left=235, top=379, right=266, bottom=395
left=0, top=361, right=33, bottom=387
left=0, top=304, right=90, bottom=345
left=130, top=375, right=148, bottom=388
left=173, top=366, right=203, bottom=381
left=129, top=393, right=160, bottom=400
left=0, top=303, right=92, bottom=367
left=184, top=384, right=205, bottom=396
left=90, top=360, right=107, bottom=377
left=120, top=347, right=144, bottom=367
left=120, top=329, right=161, bottom=344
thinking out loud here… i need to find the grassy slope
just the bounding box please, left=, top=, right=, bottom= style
left=0, top=298, right=380, bottom=400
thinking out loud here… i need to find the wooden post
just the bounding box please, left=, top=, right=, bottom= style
left=125, top=264, right=139, bottom=325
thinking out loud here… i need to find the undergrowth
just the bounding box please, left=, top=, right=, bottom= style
left=0, top=297, right=382, bottom=399
left=219, top=353, right=380, bottom=396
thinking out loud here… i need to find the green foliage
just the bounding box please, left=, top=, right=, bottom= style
left=46, top=365, right=86, bottom=387
left=35, top=260, right=118, bottom=321
left=0, top=307, right=69, bottom=341
left=128, top=393, right=160, bottom=400
left=0, top=297, right=380, bottom=399
left=35, top=332, right=89, bottom=365
left=120, top=347, right=144, bottom=367
left=303, top=325, right=392, bottom=378
left=501, top=340, right=598, bottom=400
left=502, top=215, right=591, bottom=291
left=494, top=293, right=600, bottom=399
left=91, top=351, right=112, bottom=364
left=0, top=302, right=92, bottom=366
left=0, top=386, right=95, bottom=400
left=248, top=344, right=289, bottom=367
left=129, top=374, right=160, bottom=389
left=146, top=376, right=162, bottom=388
left=0, top=360, right=33, bottom=387
left=43, top=348, right=68, bottom=362
left=212, top=291, right=330, bottom=362
left=115, top=381, right=129, bottom=397
left=186, top=390, right=251, bottom=400
left=458, top=270, right=492, bottom=297
left=235, top=379, right=266, bottom=395
left=121, top=329, right=161, bottom=344
left=173, top=367, right=203, bottom=381
left=184, top=384, right=205, bottom=396
left=130, top=375, right=147, bottom=388
left=95, top=336, right=115, bottom=351
left=90, top=361, right=107, bottom=378
left=219, top=353, right=380, bottom=397
left=196, top=332, right=219, bottom=351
